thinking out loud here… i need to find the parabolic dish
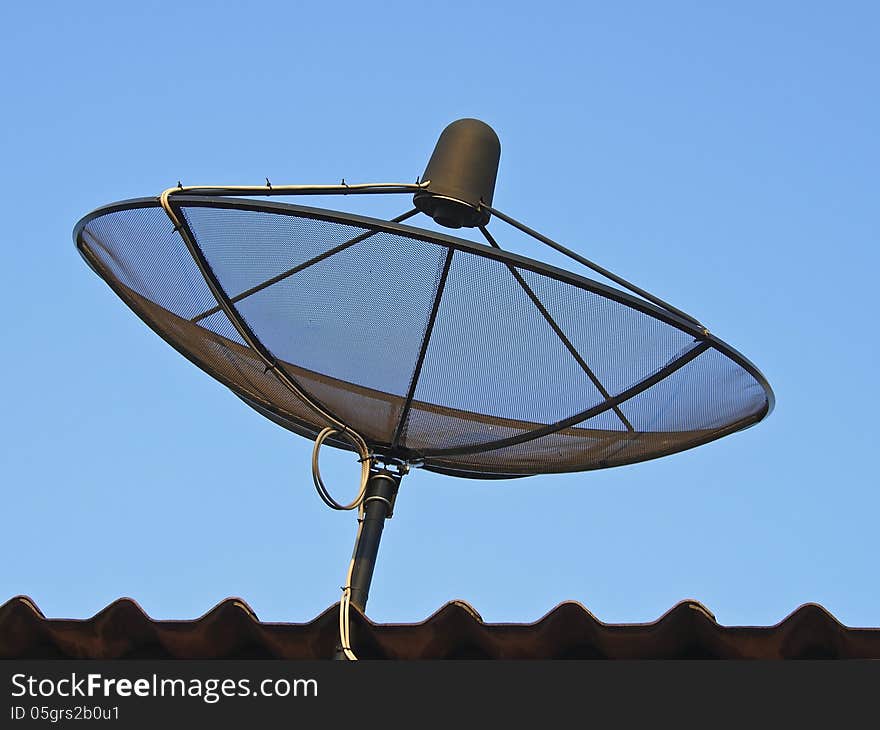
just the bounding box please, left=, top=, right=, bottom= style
left=75, top=195, right=773, bottom=479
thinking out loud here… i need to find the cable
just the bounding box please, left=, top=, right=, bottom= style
left=311, top=427, right=371, bottom=511
left=158, top=181, right=429, bottom=454
left=161, top=180, right=429, bottom=200
left=162, top=180, right=375, bottom=506
left=338, top=504, right=365, bottom=661
left=310, top=427, right=377, bottom=660
left=310, top=428, right=372, bottom=660
left=159, top=181, right=407, bottom=661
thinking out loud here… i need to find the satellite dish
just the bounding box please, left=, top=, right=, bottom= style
left=74, top=118, right=773, bottom=658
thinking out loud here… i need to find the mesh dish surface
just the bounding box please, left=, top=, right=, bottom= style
left=75, top=196, right=773, bottom=478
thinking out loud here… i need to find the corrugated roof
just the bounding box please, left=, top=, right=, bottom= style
left=3, top=596, right=878, bottom=660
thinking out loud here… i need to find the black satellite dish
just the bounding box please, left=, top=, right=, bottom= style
left=74, top=119, right=773, bottom=658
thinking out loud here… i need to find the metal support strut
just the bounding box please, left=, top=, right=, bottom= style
left=335, top=467, right=401, bottom=660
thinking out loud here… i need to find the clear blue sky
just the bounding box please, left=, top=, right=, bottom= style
left=1, top=1, right=877, bottom=627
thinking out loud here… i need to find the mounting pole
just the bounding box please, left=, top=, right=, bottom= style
left=349, top=468, right=401, bottom=611
left=335, top=467, right=401, bottom=659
